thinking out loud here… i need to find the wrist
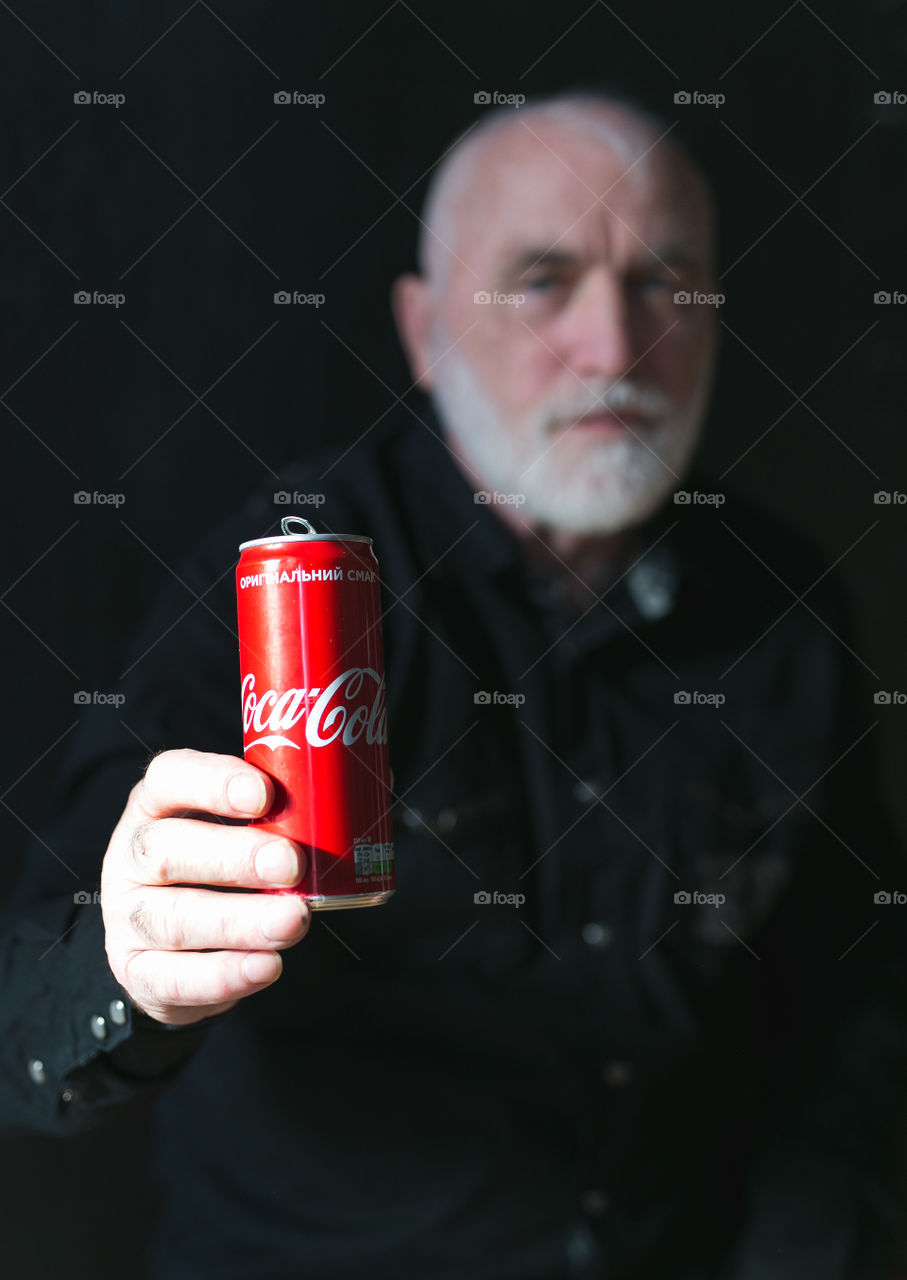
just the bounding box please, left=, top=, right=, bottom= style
left=107, top=1002, right=234, bottom=1078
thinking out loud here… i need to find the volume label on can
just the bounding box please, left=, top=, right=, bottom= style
left=354, top=840, right=395, bottom=879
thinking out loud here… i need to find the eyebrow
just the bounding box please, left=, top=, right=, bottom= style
left=499, top=243, right=707, bottom=280
left=499, top=248, right=578, bottom=280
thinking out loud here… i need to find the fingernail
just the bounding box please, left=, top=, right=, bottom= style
left=242, top=953, right=280, bottom=984
left=260, top=897, right=305, bottom=942
left=227, top=772, right=267, bottom=814
left=255, top=841, right=299, bottom=886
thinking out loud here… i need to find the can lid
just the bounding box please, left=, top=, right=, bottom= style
left=239, top=516, right=372, bottom=551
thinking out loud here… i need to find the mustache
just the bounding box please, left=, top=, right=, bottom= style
left=542, top=379, right=672, bottom=429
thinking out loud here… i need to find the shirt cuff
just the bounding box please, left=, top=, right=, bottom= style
left=9, top=896, right=227, bottom=1129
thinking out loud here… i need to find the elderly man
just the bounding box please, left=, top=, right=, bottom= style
left=1, top=92, right=904, bottom=1280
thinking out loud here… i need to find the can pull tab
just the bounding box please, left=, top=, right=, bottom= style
left=281, top=516, right=317, bottom=536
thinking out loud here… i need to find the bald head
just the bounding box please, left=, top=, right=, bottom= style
left=418, top=93, right=715, bottom=292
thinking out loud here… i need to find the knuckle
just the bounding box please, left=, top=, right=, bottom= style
left=128, top=899, right=155, bottom=945
left=138, top=749, right=181, bottom=809
left=138, top=754, right=162, bottom=801
left=122, top=953, right=158, bottom=1005
left=162, top=892, right=189, bottom=949
left=129, top=821, right=151, bottom=863
left=226, top=898, right=256, bottom=947
left=163, top=966, right=188, bottom=1006
left=146, top=953, right=186, bottom=1007
left=131, top=821, right=171, bottom=882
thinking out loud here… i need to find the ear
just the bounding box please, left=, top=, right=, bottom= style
left=707, top=270, right=723, bottom=365
left=391, top=274, right=438, bottom=390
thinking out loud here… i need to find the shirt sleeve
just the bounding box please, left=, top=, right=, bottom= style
left=718, top=580, right=907, bottom=1280
left=0, top=508, right=248, bottom=1136
left=0, top=885, right=230, bottom=1135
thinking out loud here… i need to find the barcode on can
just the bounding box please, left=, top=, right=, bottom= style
left=353, top=840, right=395, bottom=878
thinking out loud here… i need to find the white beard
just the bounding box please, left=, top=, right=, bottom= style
left=428, top=342, right=709, bottom=535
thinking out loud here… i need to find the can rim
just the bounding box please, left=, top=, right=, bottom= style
left=239, top=533, right=373, bottom=551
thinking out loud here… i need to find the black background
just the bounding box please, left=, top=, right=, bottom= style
left=1, top=2, right=905, bottom=1275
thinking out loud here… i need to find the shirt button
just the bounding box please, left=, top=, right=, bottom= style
left=60, top=1087, right=81, bottom=1104
left=579, top=1188, right=611, bottom=1217
left=566, top=1222, right=598, bottom=1269
left=602, top=1059, right=633, bottom=1087
left=581, top=922, right=613, bottom=949
left=436, top=807, right=458, bottom=834
left=90, top=1015, right=108, bottom=1041
left=109, top=999, right=128, bottom=1026
left=27, top=1058, right=46, bottom=1085
left=572, top=779, right=602, bottom=804
left=627, top=557, right=677, bottom=619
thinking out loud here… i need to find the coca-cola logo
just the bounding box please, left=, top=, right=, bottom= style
left=242, top=668, right=388, bottom=751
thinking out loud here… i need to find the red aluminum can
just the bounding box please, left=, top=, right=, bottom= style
left=235, top=515, right=394, bottom=909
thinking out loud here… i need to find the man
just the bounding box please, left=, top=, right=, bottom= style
left=1, top=92, right=905, bottom=1280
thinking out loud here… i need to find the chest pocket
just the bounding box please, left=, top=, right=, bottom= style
left=673, top=776, right=793, bottom=947
left=384, top=768, right=538, bottom=975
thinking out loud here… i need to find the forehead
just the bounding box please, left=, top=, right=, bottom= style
left=452, top=115, right=712, bottom=272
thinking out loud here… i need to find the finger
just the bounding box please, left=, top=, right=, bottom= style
left=127, top=886, right=310, bottom=952
left=128, top=818, right=304, bottom=889
left=124, top=947, right=285, bottom=1015
left=133, top=749, right=275, bottom=822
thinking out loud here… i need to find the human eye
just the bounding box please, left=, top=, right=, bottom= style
left=523, top=271, right=563, bottom=294
left=633, top=273, right=673, bottom=294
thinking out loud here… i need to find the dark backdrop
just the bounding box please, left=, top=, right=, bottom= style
left=1, top=2, right=905, bottom=1275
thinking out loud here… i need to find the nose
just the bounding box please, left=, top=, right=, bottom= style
left=556, top=268, right=634, bottom=382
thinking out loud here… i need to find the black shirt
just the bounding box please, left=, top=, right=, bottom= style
left=2, top=408, right=906, bottom=1280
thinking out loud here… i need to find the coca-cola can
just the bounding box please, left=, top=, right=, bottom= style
left=235, top=515, right=394, bottom=909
